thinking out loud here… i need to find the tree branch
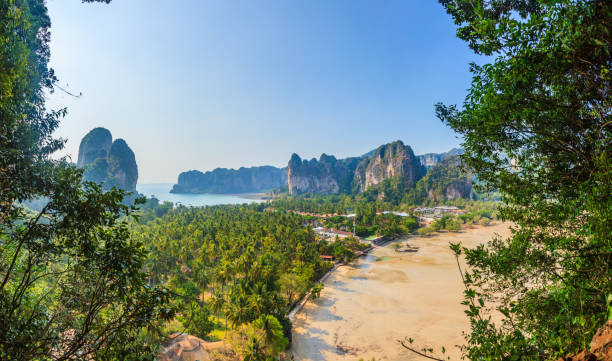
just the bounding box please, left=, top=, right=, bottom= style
left=397, top=339, right=446, bottom=361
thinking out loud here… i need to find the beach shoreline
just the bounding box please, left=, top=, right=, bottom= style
left=290, top=222, right=512, bottom=361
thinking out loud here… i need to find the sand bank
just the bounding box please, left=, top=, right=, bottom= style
left=290, top=222, right=512, bottom=361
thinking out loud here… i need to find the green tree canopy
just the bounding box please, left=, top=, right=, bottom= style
left=0, top=1, right=168, bottom=359
left=437, top=0, right=611, bottom=359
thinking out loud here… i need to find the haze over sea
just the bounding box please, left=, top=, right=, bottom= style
left=136, top=183, right=262, bottom=207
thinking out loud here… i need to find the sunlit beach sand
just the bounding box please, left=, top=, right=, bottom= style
left=291, top=222, right=512, bottom=361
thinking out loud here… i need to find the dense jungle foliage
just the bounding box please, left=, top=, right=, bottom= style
left=0, top=0, right=168, bottom=360
left=2, top=0, right=609, bottom=360
left=129, top=204, right=344, bottom=355
left=436, top=0, right=612, bottom=359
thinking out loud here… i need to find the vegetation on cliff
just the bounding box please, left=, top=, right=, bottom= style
left=287, top=141, right=428, bottom=196
left=354, top=140, right=425, bottom=192
left=287, top=153, right=361, bottom=195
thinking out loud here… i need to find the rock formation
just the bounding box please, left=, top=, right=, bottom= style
left=417, top=155, right=474, bottom=202
left=171, top=166, right=287, bottom=194
left=287, top=153, right=361, bottom=195
left=171, top=140, right=473, bottom=200
left=158, top=333, right=214, bottom=361
left=417, top=148, right=463, bottom=168
left=107, top=139, right=138, bottom=192
left=354, top=141, right=425, bottom=192
left=557, top=320, right=612, bottom=361
left=77, top=127, right=138, bottom=194
left=77, top=127, right=112, bottom=167
left=287, top=141, right=426, bottom=195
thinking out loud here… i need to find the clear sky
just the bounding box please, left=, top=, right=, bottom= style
left=46, top=0, right=477, bottom=184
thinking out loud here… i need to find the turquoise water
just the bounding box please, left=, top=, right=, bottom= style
left=136, top=183, right=263, bottom=207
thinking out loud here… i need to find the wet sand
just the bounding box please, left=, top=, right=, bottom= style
left=290, top=223, right=512, bottom=361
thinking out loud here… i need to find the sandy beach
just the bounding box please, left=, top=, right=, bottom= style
left=290, top=222, right=512, bottom=361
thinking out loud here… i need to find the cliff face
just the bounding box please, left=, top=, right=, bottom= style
left=108, top=139, right=138, bottom=192
left=287, top=154, right=360, bottom=195
left=171, top=140, right=472, bottom=200
left=287, top=141, right=425, bottom=195
left=354, top=141, right=425, bottom=192
left=418, top=148, right=463, bottom=168
left=171, top=166, right=287, bottom=194
left=77, top=127, right=112, bottom=168
left=419, top=155, right=473, bottom=202
left=78, top=128, right=138, bottom=194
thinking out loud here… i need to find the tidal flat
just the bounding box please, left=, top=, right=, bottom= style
left=291, top=222, right=512, bottom=361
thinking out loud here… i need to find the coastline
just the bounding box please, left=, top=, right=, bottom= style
left=290, top=222, right=512, bottom=361
left=136, top=183, right=266, bottom=206
left=233, top=192, right=266, bottom=200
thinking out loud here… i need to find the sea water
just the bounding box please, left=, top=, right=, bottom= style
left=136, top=183, right=262, bottom=207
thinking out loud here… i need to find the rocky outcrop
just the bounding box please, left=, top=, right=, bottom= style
left=557, top=320, right=612, bottom=361
left=171, top=166, right=287, bottom=194
left=107, top=139, right=138, bottom=192
left=287, top=141, right=428, bottom=195
left=77, top=128, right=138, bottom=194
left=354, top=141, right=425, bottom=192
left=171, top=140, right=472, bottom=200
left=418, top=148, right=463, bottom=168
left=418, top=155, right=473, bottom=202
left=287, top=153, right=360, bottom=195
left=77, top=127, right=112, bottom=167
left=445, top=179, right=473, bottom=200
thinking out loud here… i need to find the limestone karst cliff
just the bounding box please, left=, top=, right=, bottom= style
left=287, top=141, right=426, bottom=195
left=416, top=155, right=474, bottom=202
left=77, top=127, right=138, bottom=194
left=171, top=140, right=472, bottom=201
left=107, top=139, right=138, bottom=192
left=77, top=127, right=112, bottom=168
left=417, top=148, right=464, bottom=168
left=287, top=153, right=361, bottom=195
left=171, top=166, right=287, bottom=194
left=354, top=141, right=425, bottom=192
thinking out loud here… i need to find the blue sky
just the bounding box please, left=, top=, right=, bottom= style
left=46, top=0, right=477, bottom=183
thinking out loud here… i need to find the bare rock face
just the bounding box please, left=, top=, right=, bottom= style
left=418, top=155, right=473, bottom=202
left=77, top=127, right=112, bottom=168
left=107, top=139, right=138, bottom=192
left=354, top=141, right=425, bottom=192
left=557, top=320, right=612, bottom=361
left=287, top=153, right=360, bottom=195
left=77, top=128, right=138, bottom=194
left=417, top=148, right=463, bottom=169
left=445, top=179, right=473, bottom=200
left=286, top=141, right=431, bottom=195
left=171, top=166, right=287, bottom=194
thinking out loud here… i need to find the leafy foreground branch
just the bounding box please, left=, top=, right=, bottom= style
left=1, top=0, right=170, bottom=359
left=434, top=0, right=612, bottom=359
left=397, top=337, right=449, bottom=361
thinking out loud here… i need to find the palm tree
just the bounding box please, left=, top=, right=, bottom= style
left=242, top=335, right=265, bottom=361
left=253, top=314, right=289, bottom=354
left=227, top=293, right=251, bottom=329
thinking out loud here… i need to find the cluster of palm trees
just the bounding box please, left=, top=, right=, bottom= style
left=131, top=204, right=332, bottom=356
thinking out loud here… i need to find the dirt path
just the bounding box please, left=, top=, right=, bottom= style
left=290, top=223, right=512, bottom=361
